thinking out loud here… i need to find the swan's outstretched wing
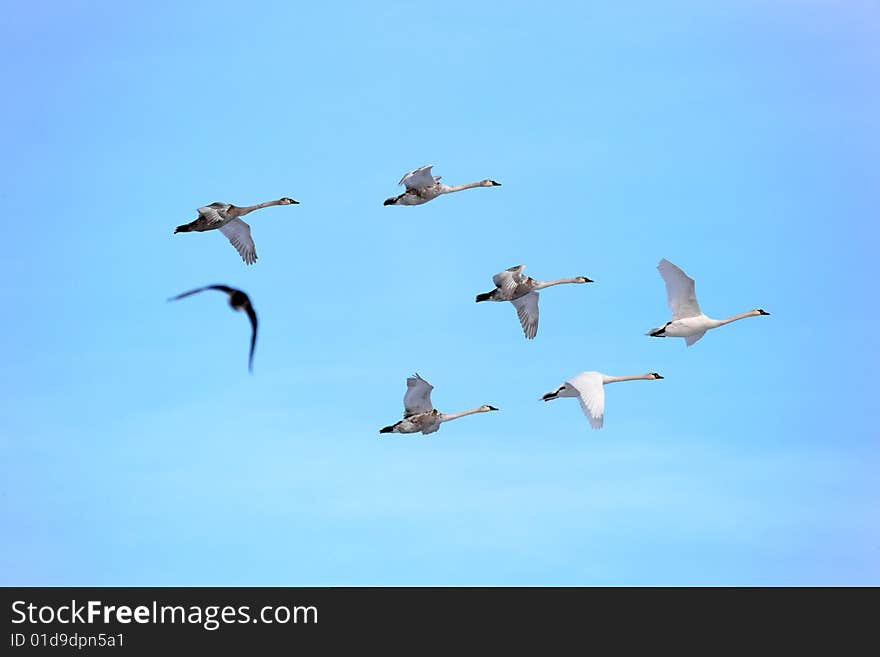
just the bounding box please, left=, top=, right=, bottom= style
left=399, top=165, right=437, bottom=191
left=658, top=259, right=701, bottom=320
left=219, top=218, right=257, bottom=265
left=493, top=265, right=526, bottom=297
left=167, top=285, right=236, bottom=301
left=685, top=331, right=705, bottom=347
left=197, top=202, right=231, bottom=225
left=404, top=374, right=434, bottom=417
left=511, top=292, right=539, bottom=339
left=568, top=372, right=605, bottom=429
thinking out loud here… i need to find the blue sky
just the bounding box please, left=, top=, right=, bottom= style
left=1, top=0, right=877, bottom=585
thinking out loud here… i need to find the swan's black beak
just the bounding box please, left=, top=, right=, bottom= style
left=652, top=373, right=664, bottom=379
left=583, top=277, right=594, bottom=283
left=541, top=392, right=557, bottom=401
left=487, top=405, right=499, bottom=411
left=383, top=198, right=396, bottom=206
left=489, top=180, right=501, bottom=186
left=290, top=199, right=300, bottom=204
left=758, top=309, right=770, bottom=315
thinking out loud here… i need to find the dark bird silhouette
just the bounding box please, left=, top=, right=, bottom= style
left=168, top=285, right=259, bottom=373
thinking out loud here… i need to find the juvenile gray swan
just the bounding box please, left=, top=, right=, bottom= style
left=379, top=374, right=499, bottom=435
left=174, top=197, right=299, bottom=265
left=383, top=165, right=500, bottom=206
left=476, top=265, right=593, bottom=339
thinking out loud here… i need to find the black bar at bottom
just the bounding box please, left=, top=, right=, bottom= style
left=1, top=587, right=874, bottom=652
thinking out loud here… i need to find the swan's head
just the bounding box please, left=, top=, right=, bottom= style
left=482, top=179, right=501, bottom=187
left=648, top=372, right=664, bottom=380
left=577, top=276, right=594, bottom=283
left=755, top=308, right=770, bottom=316
left=280, top=197, right=299, bottom=205
left=480, top=405, right=500, bottom=412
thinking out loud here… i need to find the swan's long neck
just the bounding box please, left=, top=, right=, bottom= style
left=233, top=199, right=287, bottom=217
left=439, top=407, right=486, bottom=423
left=533, top=278, right=584, bottom=290
left=602, top=374, right=654, bottom=384
left=710, top=310, right=760, bottom=328
left=439, top=181, right=486, bottom=194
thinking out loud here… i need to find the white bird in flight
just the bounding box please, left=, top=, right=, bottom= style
left=647, top=258, right=769, bottom=346
left=475, top=265, right=593, bottom=339
left=174, top=197, right=299, bottom=265
left=542, top=371, right=664, bottom=429
left=379, top=374, right=499, bottom=435
left=383, top=165, right=500, bottom=206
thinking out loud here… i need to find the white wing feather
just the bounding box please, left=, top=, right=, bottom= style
left=218, top=218, right=257, bottom=265
left=658, top=259, right=701, bottom=320
left=511, top=292, right=539, bottom=339
left=685, top=331, right=706, bottom=347
left=567, top=372, right=605, bottom=429
left=399, top=165, right=437, bottom=191
left=404, top=374, right=434, bottom=417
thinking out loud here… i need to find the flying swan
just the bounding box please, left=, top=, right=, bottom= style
left=647, top=258, right=769, bottom=346
left=383, top=165, right=500, bottom=206
left=542, top=371, right=664, bottom=429
left=174, top=197, right=299, bottom=264
left=379, top=374, right=499, bottom=435
left=476, top=265, right=593, bottom=339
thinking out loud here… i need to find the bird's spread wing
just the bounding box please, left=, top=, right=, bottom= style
left=658, top=259, right=701, bottom=320
left=404, top=374, right=434, bottom=417
left=568, top=372, right=605, bottom=429
left=685, top=331, right=705, bottom=347
left=244, top=302, right=258, bottom=372
left=399, top=165, right=437, bottom=191
left=511, top=292, right=539, bottom=339
left=167, top=285, right=236, bottom=302
left=197, top=203, right=230, bottom=225
left=219, top=219, right=257, bottom=265
left=493, top=265, right=525, bottom=297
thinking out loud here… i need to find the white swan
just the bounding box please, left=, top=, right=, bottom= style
left=542, top=371, right=663, bottom=429
left=379, top=374, right=499, bottom=435
left=647, top=259, right=770, bottom=346
left=174, top=197, right=299, bottom=265
left=383, top=165, right=500, bottom=206
left=475, top=265, right=593, bottom=339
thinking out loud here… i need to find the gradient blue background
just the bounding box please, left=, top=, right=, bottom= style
left=1, top=0, right=877, bottom=585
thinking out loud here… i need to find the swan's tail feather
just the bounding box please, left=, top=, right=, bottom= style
left=379, top=424, right=396, bottom=434
left=383, top=193, right=405, bottom=206
left=475, top=291, right=495, bottom=302
left=174, top=222, right=194, bottom=234
left=647, top=324, right=668, bottom=337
